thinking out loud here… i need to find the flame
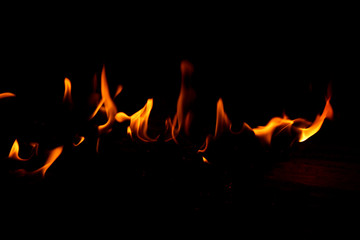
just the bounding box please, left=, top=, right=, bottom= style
left=202, top=156, right=209, bottom=164
left=214, top=98, right=233, bottom=138
left=34, top=145, right=64, bottom=177
left=115, top=98, right=159, bottom=142
left=166, top=60, right=196, bottom=143
left=298, top=97, right=333, bottom=142
left=63, top=77, right=72, bottom=104
left=252, top=116, right=295, bottom=145
left=97, top=65, right=118, bottom=135
left=251, top=96, right=333, bottom=145
left=73, top=136, right=85, bottom=146
left=0, top=92, right=16, bottom=99
left=9, top=139, right=28, bottom=161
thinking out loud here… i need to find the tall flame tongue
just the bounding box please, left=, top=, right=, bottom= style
left=9, top=139, right=28, bottom=161
left=166, top=60, right=196, bottom=143
left=214, top=98, right=233, bottom=138
left=198, top=98, right=236, bottom=163
left=115, top=98, right=158, bottom=142
left=63, top=77, right=72, bottom=104
left=97, top=65, right=118, bottom=135
left=298, top=97, right=333, bottom=142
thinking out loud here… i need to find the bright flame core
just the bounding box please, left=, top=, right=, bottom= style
left=97, top=65, right=118, bottom=135
left=298, top=97, right=333, bottom=142
left=63, top=78, right=72, bottom=104
left=9, top=139, right=28, bottom=161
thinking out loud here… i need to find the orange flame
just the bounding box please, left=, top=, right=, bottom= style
left=251, top=95, right=333, bottom=145
left=9, top=139, right=28, bottom=161
left=298, top=97, right=333, bottom=142
left=0, top=92, right=16, bottom=99
left=252, top=116, right=294, bottom=145
left=214, top=98, right=233, bottom=138
left=115, top=98, right=159, bottom=142
left=73, top=136, right=85, bottom=147
left=33, top=145, right=64, bottom=177
left=166, top=60, right=196, bottom=143
left=63, top=77, right=72, bottom=104
left=97, top=65, right=118, bottom=135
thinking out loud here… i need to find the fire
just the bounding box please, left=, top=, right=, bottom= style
left=297, top=97, right=333, bottom=142
left=214, top=98, right=233, bottom=138
left=97, top=65, right=118, bottom=135
left=250, top=95, right=333, bottom=145
left=15, top=145, right=64, bottom=178
left=252, top=116, right=295, bottom=146
left=115, top=98, right=158, bottom=142
left=34, top=146, right=64, bottom=177
left=9, top=140, right=39, bottom=161
left=166, top=60, right=196, bottom=143
left=0, top=92, right=16, bottom=99
left=198, top=98, right=242, bottom=154
left=63, top=77, right=72, bottom=104
left=9, top=139, right=28, bottom=161
left=73, top=135, right=85, bottom=147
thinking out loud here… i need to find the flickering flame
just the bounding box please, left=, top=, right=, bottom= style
left=34, top=146, right=64, bottom=177
left=202, top=156, right=209, bottom=164
left=252, top=116, right=295, bottom=146
left=0, top=92, right=16, bottom=99
left=166, top=60, right=196, bottom=143
left=214, top=98, right=233, bottom=138
left=251, top=95, right=333, bottom=145
left=9, top=139, right=28, bottom=161
left=97, top=65, right=118, bottom=135
left=298, top=97, right=333, bottom=142
left=63, top=78, right=72, bottom=104
left=115, top=98, right=158, bottom=142
left=73, top=136, right=85, bottom=147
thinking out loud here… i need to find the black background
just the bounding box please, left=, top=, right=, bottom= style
left=0, top=4, right=359, bottom=237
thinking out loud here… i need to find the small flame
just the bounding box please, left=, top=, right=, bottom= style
left=0, top=92, right=16, bottom=99
left=166, top=60, right=196, bottom=143
left=63, top=77, right=72, bottom=104
left=298, top=97, right=333, bottom=142
left=214, top=98, right=233, bottom=138
left=73, top=136, right=85, bottom=147
left=97, top=65, right=118, bottom=135
left=34, top=145, right=64, bottom=177
left=202, top=156, right=209, bottom=164
left=9, top=139, right=28, bottom=161
left=115, top=98, right=159, bottom=142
